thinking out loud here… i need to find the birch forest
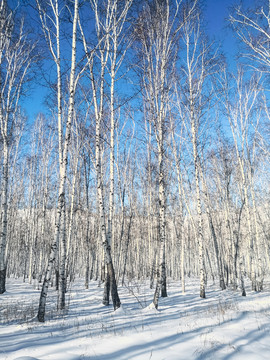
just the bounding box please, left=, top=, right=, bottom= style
left=1, top=0, right=270, bottom=324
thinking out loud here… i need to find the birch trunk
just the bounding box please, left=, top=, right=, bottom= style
left=0, top=2, right=33, bottom=293
left=80, top=0, right=132, bottom=309
left=170, top=122, right=185, bottom=293
left=58, top=201, right=66, bottom=309
left=37, top=0, right=79, bottom=322
left=137, top=0, right=180, bottom=308
left=201, top=172, right=226, bottom=290
left=153, top=128, right=167, bottom=307
left=0, top=139, right=8, bottom=294
left=192, top=123, right=206, bottom=298
left=189, top=69, right=206, bottom=297
left=96, top=119, right=120, bottom=309
left=225, top=71, right=260, bottom=291
left=121, top=213, right=133, bottom=286
left=176, top=8, right=220, bottom=297
left=66, top=151, right=80, bottom=289
left=104, top=25, right=117, bottom=306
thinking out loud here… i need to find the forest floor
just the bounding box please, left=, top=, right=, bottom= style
left=0, top=276, right=270, bottom=359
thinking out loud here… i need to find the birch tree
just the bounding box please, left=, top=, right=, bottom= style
left=136, top=0, right=197, bottom=308
left=223, top=69, right=263, bottom=291
left=136, top=0, right=171, bottom=307
left=229, top=0, right=270, bottom=73
left=80, top=0, right=132, bottom=309
left=102, top=0, right=132, bottom=305
left=229, top=0, right=270, bottom=290
left=169, top=114, right=186, bottom=293
left=0, top=1, right=34, bottom=294
left=176, top=8, right=221, bottom=298
left=36, top=0, right=80, bottom=322
left=28, top=114, right=57, bottom=288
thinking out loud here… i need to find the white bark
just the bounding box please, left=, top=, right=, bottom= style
left=37, top=0, right=79, bottom=321
left=224, top=70, right=261, bottom=291
left=0, top=1, right=34, bottom=293
left=175, top=7, right=221, bottom=297
left=137, top=0, right=198, bottom=308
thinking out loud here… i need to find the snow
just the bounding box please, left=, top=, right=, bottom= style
left=1, top=278, right=270, bottom=359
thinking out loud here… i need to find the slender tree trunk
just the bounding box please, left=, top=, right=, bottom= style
left=65, top=155, right=79, bottom=289
left=104, top=30, right=117, bottom=306
left=191, top=119, right=206, bottom=298
left=96, top=118, right=120, bottom=309
left=58, top=202, right=66, bottom=309
left=85, top=246, right=90, bottom=289
left=153, top=134, right=167, bottom=308
left=0, top=139, right=8, bottom=294
left=37, top=0, right=79, bottom=322
left=121, top=212, right=132, bottom=286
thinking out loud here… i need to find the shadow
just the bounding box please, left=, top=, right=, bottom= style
left=1, top=278, right=270, bottom=359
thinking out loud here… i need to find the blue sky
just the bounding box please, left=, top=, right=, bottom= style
left=21, top=0, right=253, bottom=122
left=205, top=0, right=238, bottom=61
left=204, top=0, right=255, bottom=63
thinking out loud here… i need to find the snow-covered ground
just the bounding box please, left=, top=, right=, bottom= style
left=1, top=277, right=270, bottom=359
